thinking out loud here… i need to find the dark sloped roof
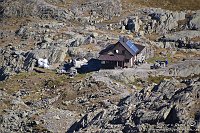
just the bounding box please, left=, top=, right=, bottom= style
left=134, top=43, right=145, bottom=53
left=99, top=37, right=145, bottom=58
left=98, top=54, right=125, bottom=61
left=99, top=44, right=115, bottom=54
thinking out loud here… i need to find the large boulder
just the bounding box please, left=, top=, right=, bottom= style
left=0, top=48, right=36, bottom=80
left=0, top=46, right=67, bottom=80
left=32, top=46, right=67, bottom=64
left=190, top=11, right=200, bottom=30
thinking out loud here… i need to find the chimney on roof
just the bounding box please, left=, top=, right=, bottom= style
left=119, top=36, right=125, bottom=42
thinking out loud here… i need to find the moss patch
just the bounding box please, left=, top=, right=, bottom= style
left=147, top=75, right=172, bottom=84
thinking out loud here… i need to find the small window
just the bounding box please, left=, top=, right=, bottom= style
left=114, top=50, right=119, bottom=54
left=122, top=50, right=125, bottom=54
left=125, top=59, right=129, bottom=62
left=101, top=61, right=105, bottom=64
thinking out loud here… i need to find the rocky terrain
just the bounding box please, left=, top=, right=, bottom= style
left=0, top=0, right=200, bottom=133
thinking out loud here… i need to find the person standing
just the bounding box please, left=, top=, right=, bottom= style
left=165, top=59, right=168, bottom=67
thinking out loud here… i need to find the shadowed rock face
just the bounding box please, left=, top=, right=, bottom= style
left=69, top=79, right=200, bottom=132
left=0, top=4, right=3, bottom=18
left=0, top=67, right=8, bottom=81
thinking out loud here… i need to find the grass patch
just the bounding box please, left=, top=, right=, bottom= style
left=0, top=69, right=69, bottom=94
left=131, top=78, right=144, bottom=89
left=145, top=33, right=160, bottom=41
left=191, top=37, right=200, bottom=42
left=147, top=54, right=172, bottom=64
left=70, top=73, right=91, bottom=81
left=42, top=75, right=67, bottom=89
left=15, top=71, right=38, bottom=79
left=147, top=75, right=172, bottom=84
left=79, top=43, right=99, bottom=51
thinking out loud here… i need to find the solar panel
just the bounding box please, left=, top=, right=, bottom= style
left=126, top=40, right=139, bottom=53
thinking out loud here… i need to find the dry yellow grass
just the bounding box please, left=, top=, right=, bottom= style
left=145, top=33, right=160, bottom=41
left=124, top=0, right=200, bottom=11
left=45, top=0, right=200, bottom=11
left=191, top=37, right=200, bottom=42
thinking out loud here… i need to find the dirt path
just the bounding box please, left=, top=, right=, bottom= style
left=92, top=60, right=200, bottom=97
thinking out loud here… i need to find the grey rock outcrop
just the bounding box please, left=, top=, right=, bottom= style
left=157, top=30, right=200, bottom=49
left=164, top=30, right=200, bottom=42
left=0, top=46, right=67, bottom=80
left=190, top=11, right=200, bottom=30
left=1, top=0, right=72, bottom=21
left=0, top=106, right=40, bottom=133
left=149, top=9, right=186, bottom=34
left=161, top=60, right=200, bottom=77
left=36, top=0, right=72, bottom=21
left=0, top=48, right=36, bottom=80
left=32, top=46, right=67, bottom=64
left=69, top=79, right=200, bottom=132
left=71, top=0, right=122, bottom=20
left=130, top=8, right=187, bottom=35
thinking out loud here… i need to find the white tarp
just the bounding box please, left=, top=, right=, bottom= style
left=73, top=58, right=88, bottom=68
left=38, top=58, right=49, bottom=68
